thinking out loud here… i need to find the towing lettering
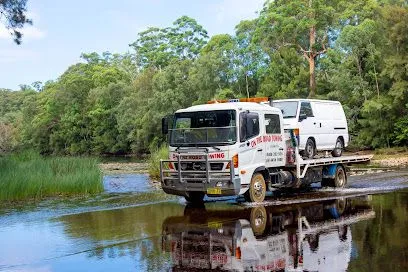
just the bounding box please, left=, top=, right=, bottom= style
left=171, top=153, right=225, bottom=160
left=209, top=153, right=225, bottom=159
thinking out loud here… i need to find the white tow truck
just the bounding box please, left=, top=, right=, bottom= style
left=160, top=97, right=371, bottom=203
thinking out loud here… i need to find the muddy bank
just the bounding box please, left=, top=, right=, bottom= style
left=371, top=156, right=408, bottom=168
left=99, top=162, right=148, bottom=174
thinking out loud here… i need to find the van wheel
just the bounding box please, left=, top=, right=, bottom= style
left=332, top=137, right=344, bottom=157
left=246, top=173, right=266, bottom=203
left=302, top=138, right=316, bottom=159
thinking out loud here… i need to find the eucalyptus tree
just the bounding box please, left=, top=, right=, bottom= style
left=130, top=16, right=208, bottom=69
left=256, top=0, right=377, bottom=98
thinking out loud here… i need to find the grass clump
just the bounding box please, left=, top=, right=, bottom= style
left=0, top=150, right=103, bottom=202
left=148, top=145, right=168, bottom=180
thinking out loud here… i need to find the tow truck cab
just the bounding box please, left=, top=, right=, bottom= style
left=161, top=99, right=290, bottom=201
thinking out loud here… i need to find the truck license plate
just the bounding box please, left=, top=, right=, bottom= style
left=207, top=188, right=222, bottom=194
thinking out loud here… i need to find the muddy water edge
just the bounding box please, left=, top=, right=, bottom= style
left=0, top=170, right=407, bottom=271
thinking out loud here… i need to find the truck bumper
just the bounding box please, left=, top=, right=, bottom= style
left=160, top=156, right=241, bottom=197
left=161, top=176, right=241, bottom=197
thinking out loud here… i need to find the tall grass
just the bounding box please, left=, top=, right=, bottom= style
left=148, top=146, right=168, bottom=180
left=0, top=150, right=103, bottom=202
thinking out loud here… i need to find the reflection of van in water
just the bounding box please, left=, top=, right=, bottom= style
left=271, top=99, right=349, bottom=158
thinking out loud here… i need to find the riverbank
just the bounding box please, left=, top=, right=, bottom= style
left=98, top=151, right=408, bottom=176
left=354, top=148, right=408, bottom=168
left=99, top=162, right=149, bottom=174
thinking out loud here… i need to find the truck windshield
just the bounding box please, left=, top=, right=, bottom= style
left=272, top=101, right=298, bottom=118
left=170, top=110, right=237, bottom=147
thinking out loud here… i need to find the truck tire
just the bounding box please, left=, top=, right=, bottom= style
left=184, top=192, right=205, bottom=204
left=321, top=165, right=347, bottom=188
left=250, top=206, right=267, bottom=236
left=301, top=138, right=316, bottom=159
left=246, top=173, right=266, bottom=203
left=332, top=137, right=344, bottom=157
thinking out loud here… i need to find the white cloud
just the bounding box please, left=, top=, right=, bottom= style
left=0, top=48, right=40, bottom=63
left=0, top=25, right=46, bottom=40
left=7, top=266, right=52, bottom=272
left=21, top=26, right=46, bottom=39
left=213, top=0, right=265, bottom=25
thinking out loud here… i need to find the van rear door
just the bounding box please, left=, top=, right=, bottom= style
left=298, top=101, right=318, bottom=149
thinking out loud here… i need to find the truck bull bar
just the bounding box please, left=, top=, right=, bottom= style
left=160, top=153, right=240, bottom=197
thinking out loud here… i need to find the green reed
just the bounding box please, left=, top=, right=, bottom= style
left=0, top=150, right=103, bottom=202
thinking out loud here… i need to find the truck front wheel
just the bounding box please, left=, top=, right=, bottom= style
left=184, top=192, right=205, bottom=204
left=250, top=206, right=267, bottom=235
left=245, top=173, right=266, bottom=203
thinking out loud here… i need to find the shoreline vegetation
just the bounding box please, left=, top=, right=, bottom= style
left=0, top=151, right=103, bottom=202
left=108, top=147, right=408, bottom=179
left=1, top=147, right=406, bottom=203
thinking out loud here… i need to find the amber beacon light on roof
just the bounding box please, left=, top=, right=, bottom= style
left=207, top=97, right=270, bottom=104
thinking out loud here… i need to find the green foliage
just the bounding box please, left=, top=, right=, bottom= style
left=130, top=16, right=208, bottom=68
left=1, top=4, right=408, bottom=155
left=393, top=117, right=408, bottom=145
left=0, top=150, right=103, bottom=201
left=148, top=145, right=169, bottom=180
left=258, top=47, right=309, bottom=98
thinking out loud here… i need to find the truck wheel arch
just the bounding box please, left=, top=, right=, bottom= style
left=253, top=166, right=270, bottom=183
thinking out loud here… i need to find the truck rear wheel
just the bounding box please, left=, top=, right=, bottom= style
left=246, top=173, right=266, bottom=203
left=321, top=165, right=347, bottom=188
left=184, top=192, right=205, bottom=204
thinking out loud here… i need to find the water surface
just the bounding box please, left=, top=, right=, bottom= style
left=0, top=172, right=407, bottom=271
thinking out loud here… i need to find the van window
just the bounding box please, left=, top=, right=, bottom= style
left=265, top=114, right=281, bottom=134
left=272, top=101, right=298, bottom=119
left=300, top=102, right=314, bottom=117
left=240, top=112, right=259, bottom=142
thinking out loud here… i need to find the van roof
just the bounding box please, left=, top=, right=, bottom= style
left=176, top=102, right=282, bottom=114
left=272, top=99, right=341, bottom=104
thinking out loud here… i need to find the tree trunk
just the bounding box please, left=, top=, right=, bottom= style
left=308, top=24, right=316, bottom=98
left=309, top=56, right=316, bottom=98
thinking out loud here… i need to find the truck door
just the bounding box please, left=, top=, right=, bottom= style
left=264, top=113, right=286, bottom=167
left=239, top=112, right=264, bottom=177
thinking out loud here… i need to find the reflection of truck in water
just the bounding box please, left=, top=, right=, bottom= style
left=160, top=97, right=372, bottom=203
left=162, top=197, right=375, bottom=271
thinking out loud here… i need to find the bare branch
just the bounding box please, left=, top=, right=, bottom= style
left=316, top=31, right=328, bottom=56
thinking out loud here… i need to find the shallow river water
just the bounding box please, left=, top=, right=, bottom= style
left=0, top=171, right=407, bottom=272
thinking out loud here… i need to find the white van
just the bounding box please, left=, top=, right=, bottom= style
left=271, top=99, right=349, bottom=158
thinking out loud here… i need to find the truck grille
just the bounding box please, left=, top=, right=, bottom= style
left=174, top=162, right=224, bottom=171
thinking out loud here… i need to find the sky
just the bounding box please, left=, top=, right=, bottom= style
left=0, top=0, right=264, bottom=90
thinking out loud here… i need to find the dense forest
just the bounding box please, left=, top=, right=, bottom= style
left=1, top=0, right=408, bottom=155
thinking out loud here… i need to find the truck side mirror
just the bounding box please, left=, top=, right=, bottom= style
left=299, top=113, right=307, bottom=122
left=162, top=117, right=169, bottom=135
